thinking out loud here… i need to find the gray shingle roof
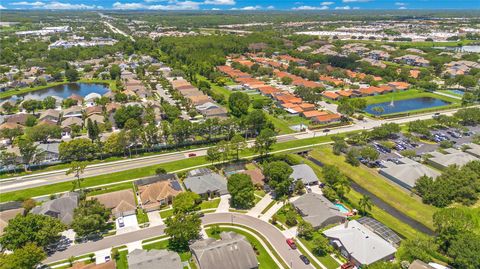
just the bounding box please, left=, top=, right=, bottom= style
left=428, top=149, right=478, bottom=169
left=184, top=171, right=228, bottom=196
left=127, top=249, right=183, bottom=269
left=379, top=158, right=441, bottom=189
left=290, top=164, right=319, bottom=185
left=291, top=193, right=345, bottom=228
left=31, top=192, right=79, bottom=224
left=190, top=232, right=258, bottom=269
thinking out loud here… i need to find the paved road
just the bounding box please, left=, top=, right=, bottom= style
left=1, top=105, right=475, bottom=194
left=45, top=213, right=312, bottom=269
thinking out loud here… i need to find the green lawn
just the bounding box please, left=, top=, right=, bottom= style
left=143, top=239, right=192, bottom=261
left=205, top=226, right=280, bottom=269
left=362, top=89, right=459, bottom=105
left=200, top=198, right=220, bottom=210
left=115, top=250, right=128, bottom=269
left=260, top=200, right=276, bottom=215
left=136, top=209, right=149, bottom=224
left=160, top=209, right=174, bottom=219
left=310, top=146, right=437, bottom=230
left=86, top=182, right=133, bottom=196
left=273, top=204, right=303, bottom=228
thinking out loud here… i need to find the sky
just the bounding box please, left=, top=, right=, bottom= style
left=0, top=0, right=479, bottom=11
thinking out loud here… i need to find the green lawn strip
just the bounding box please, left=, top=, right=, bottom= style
left=296, top=237, right=337, bottom=269
left=273, top=204, right=303, bottom=228
left=0, top=156, right=208, bottom=202
left=143, top=238, right=192, bottom=261
left=86, top=182, right=133, bottom=196
left=362, top=89, right=460, bottom=105
left=267, top=114, right=295, bottom=134
left=199, top=198, right=220, bottom=210
left=229, top=209, right=248, bottom=213
left=160, top=208, right=174, bottom=219
left=196, top=74, right=233, bottom=99
left=114, top=250, right=128, bottom=269
left=205, top=224, right=287, bottom=269
left=310, top=146, right=437, bottom=230
left=47, top=253, right=94, bottom=267
left=136, top=209, right=149, bottom=224
left=260, top=200, right=277, bottom=215
left=254, top=190, right=266, bottom=197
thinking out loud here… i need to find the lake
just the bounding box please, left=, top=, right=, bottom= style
left=3, top=83, right=110, bottom=101
left=364, top=97, right=451, bottom=115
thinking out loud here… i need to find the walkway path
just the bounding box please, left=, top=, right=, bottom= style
left=216, top=194, right=231, bottom=213
left=247, top=194, right=273, bottom=218
left=434, top=91, right=462, bottom=100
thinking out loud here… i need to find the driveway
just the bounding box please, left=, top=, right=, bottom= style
left=147, top=211, right=164, bottom=226
left=247, top=194, right=273, bottom=218
left=215, top=194, right=231, bottom=213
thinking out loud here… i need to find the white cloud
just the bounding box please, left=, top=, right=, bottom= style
left=335, top=5, right=351, bottom=9
left=43, top=1, right=99, bottom=9
left=11, top=1, right=45, bottom=6
left=0, top=4, right=6, bottom=9
left=395, top=2, right=406, bottom=6
left=398, top=6, right=407, bottom=9
left=113, top=1, right=200, bottom=10
left=203, top=0, right=235, bottom=5
left=321, top=1, right=334, bottom=5
left=266, top=5, right=274, bottom=9
left=342, top=0, right=370, bottom=3
left=231, top=5, right=261, bottom=10
left=292, top=5, right=329, bottom=10
left=211, top=7, right=220, bottom=10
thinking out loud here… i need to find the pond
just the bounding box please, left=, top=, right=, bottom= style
left=364, top=97, right=451, bottom=115
left=449, top=89, right=465, bottom=96
left=3, top=83, right=110, bottom=101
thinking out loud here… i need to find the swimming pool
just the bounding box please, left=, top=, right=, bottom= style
left=334, top=203, right=350, bottom=214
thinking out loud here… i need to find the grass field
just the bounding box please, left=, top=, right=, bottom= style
left=297, top=237, right=341, bottom=269
left=309, top=146, right=437, bottom=230
left=362, top=89, right=460, bottom=105
left=289, top=154, right=426, bottom=239
left=205, top=225, right=284, bottom=269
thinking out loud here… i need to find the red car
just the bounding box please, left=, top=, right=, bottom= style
left=286, top=238, right=297, bottom=249
left=188, top=153, right=197, bottom=157
left=341, top=262, right=355, bottom=269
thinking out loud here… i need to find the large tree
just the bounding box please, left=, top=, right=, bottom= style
left=25, top=124, right=62, bottom=143
left=253, top=128, right=276, bottom=158
left=172, top=192, right=201, bottom=214
left=59, top=138, right=97, bottom=161
left=164, top=212, right=201, bottom=252
left=229, top=134, right=247, bottom=160
left=447, top=232, right=480, bottom=269
left=228, top=173, right=255, bottom=209
left=71, top=199, right=110, bottom=237
left=16, top=137, right=42, bottom=171
left=263, top=161, right=293, bottom=198
left=0, top=214, right=65, bottom=250
left=0, top=243, right=46, bottom=269
left=113, top=105, right=143, bottom=128
left=228, top=92, right=250, bottom=117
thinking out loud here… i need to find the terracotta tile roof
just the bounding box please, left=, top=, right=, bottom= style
left=322, top=91, right=340, bottom=99
left=239, top=168, right=265, bottom=186
left=337, top=90, right=353, bottom=97
left=302, top=110, right=329, bottom=118
left=313, top=113, right=342, bottom=123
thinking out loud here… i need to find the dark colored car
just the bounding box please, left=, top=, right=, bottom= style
left=299, top=255, right=310, bottom=265
left=188, top=153, right=197, bottom=157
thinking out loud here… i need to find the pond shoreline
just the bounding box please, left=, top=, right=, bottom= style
left=0, top=79, right=116, bottom=100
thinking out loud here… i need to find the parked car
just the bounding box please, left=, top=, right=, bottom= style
left=118, top=217, right=125, bottom=228
left=286, top=238, right=297, bottom=249
left=299, top=255, right=310, bottom=265
left=188, top=153, right=197, bottom=157
left=341, top=262, right=355, bottom=269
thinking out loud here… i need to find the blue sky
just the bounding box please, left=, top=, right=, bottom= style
left=1, top=0, right=479, bottom=10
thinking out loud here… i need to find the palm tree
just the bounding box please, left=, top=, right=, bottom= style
left=358, top=194, right=373, bottom=215
left=66, top=161, right=87, bottom=191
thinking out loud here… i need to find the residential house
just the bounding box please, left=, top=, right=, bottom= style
left=196, top=102, right=228, bottom=119
left=190, top=231, right=258, bottom=269
left=127, top=249, right=183, bottom=269
left=134, top=174, right=183, bottom=211
left=427, top=148, right=478, bottom=170
left=37, top=142, right=61, bottom=162
left=184, top=169, right=228, bottom=198
left=61, top=117, right=83, bottom=133
left=31, top=192, right=79, bottom=224
left=84, top=93, right=102, bottom=107
left=86, top=114, right=105, bottom=125
left=394, top=55, right=429, bottom=67
left=323, top=219, right=397, bottom=266
left=85, top=106, right=103, bottom=116
left=408, top=260, right=435, bottom=269
left=290, top=164, right=319, bottom=185
left=312, top=113, right=342, bottom=124
left=379, top=158, right=441, bottom=190
left=62, top=106, right=83, bottom=118
left=6, top=113, right=29, bottom=125
left=238, top=168, right=265, bottom=187
left=88, top=189, right=137, bottom=218
left=0, top=201, right=24, bottom=235
left=39, top=109, right=61, bottom=123
left=291, top=193, right=345, bottom=229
